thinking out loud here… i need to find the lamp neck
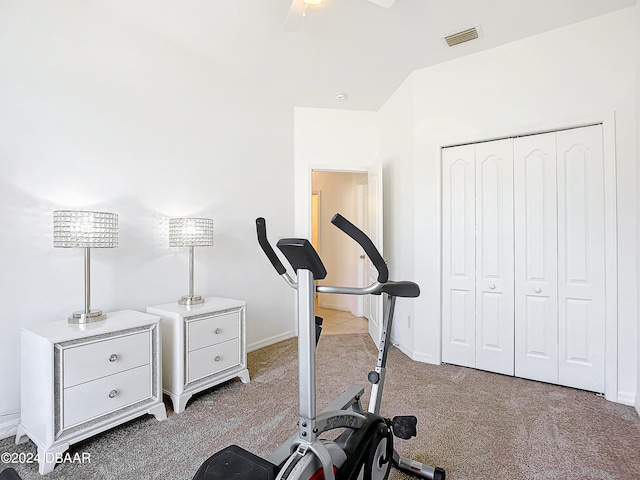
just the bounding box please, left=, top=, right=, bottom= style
left=188, top=245, right=195, bottom=298
left=84, top=247, right=91, bottom=314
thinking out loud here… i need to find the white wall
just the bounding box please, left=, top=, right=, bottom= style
left=376, top=80, right=418, bottom=356
left=383, top=7, right=637, bottom=403
left=294, top=104, right=421, bottom=355
left=294, top=108, right=380, bottom=241
left=0, top=3, right=295, bottom=435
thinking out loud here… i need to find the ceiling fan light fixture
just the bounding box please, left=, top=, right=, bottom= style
left=303, top=0, right=324, bottom=5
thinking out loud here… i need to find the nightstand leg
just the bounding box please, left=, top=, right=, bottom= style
left=148, top=402, right=167, bottom=421
left=170, top=393, right=192, bottom=414
left=238, top=369, right=250, bottom=384
left=38, top=443, right=69, bottom=475
left=15, top=424, right=29, bottom=445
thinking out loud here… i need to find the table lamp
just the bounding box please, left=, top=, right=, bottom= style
left=169, top=217, right=214, bottom=305
left=53, top=210, right=118, bottom=324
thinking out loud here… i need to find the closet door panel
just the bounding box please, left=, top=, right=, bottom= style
left=556, top=125, right=605, bottom=393
left=442, top=145, right=476, bottom=368
left=475, top=139, right=514, bottom=375
left=514, top=132, right=558, bottom=384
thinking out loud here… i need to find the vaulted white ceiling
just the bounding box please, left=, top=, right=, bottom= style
left=77, top=0, right=640, bottom=110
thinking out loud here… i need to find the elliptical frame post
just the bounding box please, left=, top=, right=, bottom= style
left=368, top=294, right=396, bottom=415
left=296, top=268, right=317, bottom=443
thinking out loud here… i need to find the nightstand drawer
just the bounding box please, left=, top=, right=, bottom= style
left=187, top=312, right=239, bottom=352
left=187, top=339, right=240, bottom=383
left=63, top=364, right=151, bottom=428
left=63, top=331, right=150, bottom=388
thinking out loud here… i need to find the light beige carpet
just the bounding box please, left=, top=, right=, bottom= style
left=1, top=333, right=639, bottom=479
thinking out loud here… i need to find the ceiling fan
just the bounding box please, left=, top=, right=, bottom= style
left=284, top=0, right=396, bottom=32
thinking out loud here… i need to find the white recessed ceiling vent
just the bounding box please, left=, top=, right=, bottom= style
left=444, top=25, right=480, bottom=47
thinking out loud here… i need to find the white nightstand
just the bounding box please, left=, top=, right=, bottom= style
left=15, top=310, right=167, bottom=475
left=147, top=297, right=250, bottom=413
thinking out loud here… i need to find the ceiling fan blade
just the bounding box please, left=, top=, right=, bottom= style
left=367, top=0, right=395, bottom=7
left=284, top=0, right=305, bottom=32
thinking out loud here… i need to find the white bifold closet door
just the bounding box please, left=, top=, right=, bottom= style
left=442, top=125, right=606, bottom=393
left=513, top=132, right=558, bottom=383
left=514, top=125, right=605, bottom=392
left=475, top=140, right=514, bottom=375
left=556, top=126, right=605, bottom=392
left=442, top=139, right=514, bottom=376
left=442, top=144, right=476, bottom=369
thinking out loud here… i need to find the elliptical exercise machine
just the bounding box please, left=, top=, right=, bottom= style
left=193, top=214, right=445, bottom=480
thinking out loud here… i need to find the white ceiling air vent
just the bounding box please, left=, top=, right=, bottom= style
left=444, top=26, right=479, bottom=47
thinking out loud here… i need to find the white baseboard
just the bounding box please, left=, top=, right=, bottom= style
left=411, top=350, right=438, bottom=365
left=0, top=413, right=20, bottom=440
left=617, top=391, right=636, bottom=407
left=391, top=337, right=413, bottom=360
left=390, top=336, right=439, bottom=366
left=247, top=330, right=296, bottom=353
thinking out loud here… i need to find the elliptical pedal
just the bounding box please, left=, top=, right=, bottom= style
left=193, top=445, right=279, bottom=480
left=390, top=415, right=417, bottom=440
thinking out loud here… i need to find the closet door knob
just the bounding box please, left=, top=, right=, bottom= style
left=535, top=287, right=542, bottom=294
left=109, top=390, right=118, bottom=398
left=489, top=284, right=496, bottom=290
left=214, top=328, right=222, bottom=335
left=214, top=356, right=221, bottom=362
left=109, top=354, right=118, bottom=362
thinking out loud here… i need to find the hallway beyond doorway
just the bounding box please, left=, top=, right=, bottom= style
left=317, top=308, right=368, bottom=335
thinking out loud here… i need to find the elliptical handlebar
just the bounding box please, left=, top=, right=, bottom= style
left=256, top=214, right=387, bottom=295
left=331, top=213, right=388, bottom=284
left=256, top=217, right=287, bottom=275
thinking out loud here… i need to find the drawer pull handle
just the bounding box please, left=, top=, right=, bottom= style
left=535, top=287, right=542, bottom=294
left=214, top=356, right=222, bottom=362
left=214, top=328, right=222, bottom=335
left=109, top=390, right=118, bottom=399
left=489, top=284, right=496, bottom=290
left=109, top=354, right=118, bottom=362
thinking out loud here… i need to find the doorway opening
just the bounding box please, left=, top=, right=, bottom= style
left=311, top=170, right=369, bottom=335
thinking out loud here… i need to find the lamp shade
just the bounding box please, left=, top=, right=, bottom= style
left=169, top=218, right=214, bottom=247
left=53, top=210, right=118, bottom=248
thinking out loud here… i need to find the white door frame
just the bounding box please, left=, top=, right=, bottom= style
left=438, top=112, right=618, bottom=402
left=356, top=180, right=368, bottom=318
